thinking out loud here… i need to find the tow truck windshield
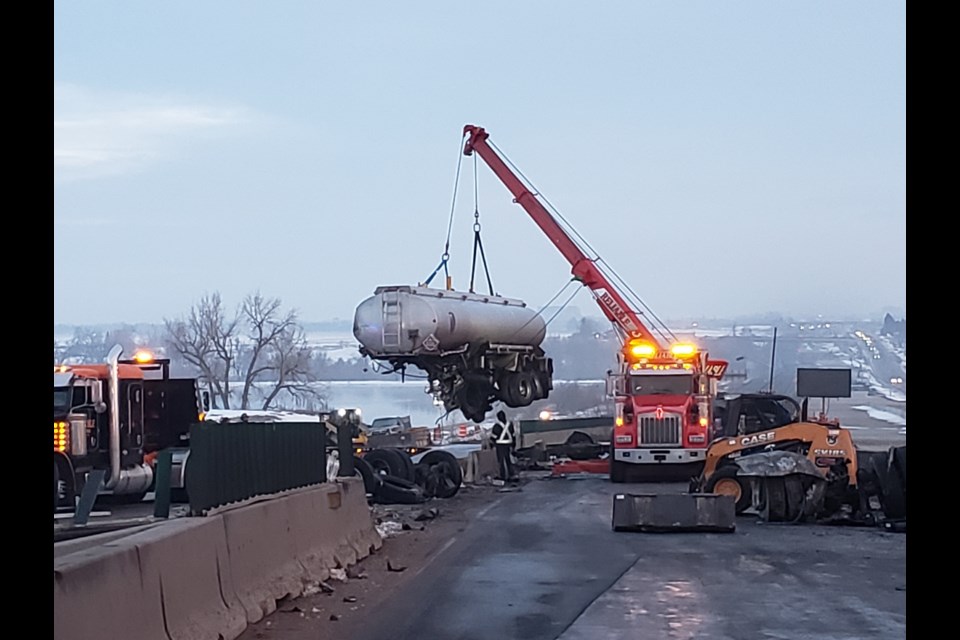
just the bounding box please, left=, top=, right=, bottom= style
left=629, top=373, right=694, bottom=396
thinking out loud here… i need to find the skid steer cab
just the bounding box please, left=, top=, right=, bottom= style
left=689, top=391, right=904, bottom=525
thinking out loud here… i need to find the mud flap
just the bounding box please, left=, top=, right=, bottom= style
left=612, top=493, right=736, bottom=533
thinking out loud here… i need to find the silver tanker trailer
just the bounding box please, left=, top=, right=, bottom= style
left=353, top=285, right=553, bottom=422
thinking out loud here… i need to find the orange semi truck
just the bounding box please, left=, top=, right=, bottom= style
left=54, top=345, right=207, bottom=511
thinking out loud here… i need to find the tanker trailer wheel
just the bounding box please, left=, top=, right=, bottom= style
left=875, top=450, right=906, bottom=520
left=704, top=466, right=752, bottom=514
left=387, top=448, right=416, bottom=482
left=364, top=449, right=408, bottom=479
left=502, top=372, right=536, bottom=407
left=459, top=384, right=492, bottom=422
left=374, top=474, right=426, bottom=505
left=420, top=450, right=463, bottom=498
left=890, top=446, right=906, bottom=492
left=353, top=455, right=382, bottom=497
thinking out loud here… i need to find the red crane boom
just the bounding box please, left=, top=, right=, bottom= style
left=462, top=124, right=662, bottom=349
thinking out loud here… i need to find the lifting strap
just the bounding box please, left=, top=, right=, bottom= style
left=469, top=154, right=496, bottom=295
left=423, top=133, right=466, bottom=289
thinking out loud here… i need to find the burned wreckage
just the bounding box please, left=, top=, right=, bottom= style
left=353, top=285, right=553, bottom=422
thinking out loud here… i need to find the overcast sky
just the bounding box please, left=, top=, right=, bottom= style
left=54, top=1, right=905, bottom=327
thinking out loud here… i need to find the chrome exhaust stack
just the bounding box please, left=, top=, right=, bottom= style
left=104, top=344, right=123, bottom=489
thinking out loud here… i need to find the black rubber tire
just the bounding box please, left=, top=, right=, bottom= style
left=704, top=466, right=752, bottom=514
left=761, top=477, right=788, bottom=521
left=498, top=375, right=521, bottom=408
left=353, top=455, right=382, bottom=496
left=513, top=372, right=537, bottom=406
left=375, top=474, right=426, bottom=505
left=610, top=459, right=628, bottom=483
left=529, top=373, right=546, bottom=401
left=414, top=461, right=430, bottom=488
left=420, top=450, right=462, bottom=498
left=387, top=448, right=416, bottom=482
left=890, top=446, right=906, bottom=492
left=782, top=475, right=808, bottom=522
left=878, top=452, right=906, bottom=520
left=364, top=449, right=407, bottom=478
left=566, top=431, right=594, bottom=446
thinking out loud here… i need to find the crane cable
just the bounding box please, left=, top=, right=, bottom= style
left=487, top=139, right=677, bottom=344
left=468, top=153, right=496, bottom=296
left=502, top=276, right=579, bottom=343
left=423, top=132, right=467, bottom=288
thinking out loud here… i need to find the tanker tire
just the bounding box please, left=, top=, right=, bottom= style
left=891, top=446, right=906, bottom=492
left=354, top=455, right=382, bottom=496
left=782, top=475, right=808, bottom=522
left=498, top=376, right=521, bottom=408
left=761, top=477, right=788, bottom=522
left=364, top=449, right=407, bottom=478
left=513, top=372, right=537, bottom=406
left=878, top=454, right=906, bottom=520
left=375, top=474, right=426, bottom=505
left=414, top=461, right=430, bottom=489
left=566, top=431, right=594, bottom=446
left=420, top=450, right=462, bottom=498
left=529, top=373, right=546, bottom=401
left=388, top=448, right=416, bottom=482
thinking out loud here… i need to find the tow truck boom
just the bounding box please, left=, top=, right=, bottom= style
left=463, top=125, right=661, bottom=348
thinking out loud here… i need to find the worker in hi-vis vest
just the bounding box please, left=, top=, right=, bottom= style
left=490, top=410, right=518, bottom=482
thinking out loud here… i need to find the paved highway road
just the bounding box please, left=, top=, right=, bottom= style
left=337, top=477, right=905, bottom=640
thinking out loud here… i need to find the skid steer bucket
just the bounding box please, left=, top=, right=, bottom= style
left=612, top=493, right=736, bottom=533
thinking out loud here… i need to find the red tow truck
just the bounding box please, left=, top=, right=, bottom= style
left=462, top=125, right=728, bottom=481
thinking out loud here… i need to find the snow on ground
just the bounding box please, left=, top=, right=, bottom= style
left=850, top=405, right=906, bottom=426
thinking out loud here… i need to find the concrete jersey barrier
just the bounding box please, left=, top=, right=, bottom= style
left=54, top=477, right=382, bottom=640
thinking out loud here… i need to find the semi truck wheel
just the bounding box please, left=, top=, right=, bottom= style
left=353, top=455, right=381, bottom=496
left=419, top=450, right=462, bottom=498
left=364, top=449, right=407, bottom=479
left=387, top=448, right=416, bottom=482
left=610, top=459, right=628, bottom=483
left=891, top=446, right=906, bottom=491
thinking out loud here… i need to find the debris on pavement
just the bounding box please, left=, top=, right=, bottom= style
left=415, top=507, right=440, bottom=521
left=376, top=520, right=405, bottom=538
left=329, top=568, right=347, bottom=582
left=346, top=566, right=368, bottom=580
left=387, top=560, right=407, bottom=572
left=343, top=596, right=358, bottom=603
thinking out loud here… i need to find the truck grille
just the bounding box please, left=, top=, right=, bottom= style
left=638, top=413, right=681, bottom=446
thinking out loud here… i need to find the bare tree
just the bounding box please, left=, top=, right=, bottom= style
left=257, top=323, right=326, bottom=410
left=164, top=291, right=326, bottom=411
left=164, top=293, right=239, bottom=409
